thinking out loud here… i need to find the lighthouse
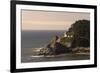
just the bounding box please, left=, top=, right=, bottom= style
left=64, top=32, right=67, bottom=37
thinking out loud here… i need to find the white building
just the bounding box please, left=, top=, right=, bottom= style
left=64, top=32, right=67, bottom=37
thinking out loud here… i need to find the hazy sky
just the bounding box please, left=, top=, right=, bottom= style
left=22, top=10, right=90, bottom=30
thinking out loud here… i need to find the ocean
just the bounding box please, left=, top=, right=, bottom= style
left=21, top=30, right=90, bottom=63
left=21, top=30, right=65, bottom=49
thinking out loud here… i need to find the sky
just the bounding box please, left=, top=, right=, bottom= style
left=21, top=10, right=90, bottom=30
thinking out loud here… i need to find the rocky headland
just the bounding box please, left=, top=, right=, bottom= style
left=33, top=20, right=90, bottom=57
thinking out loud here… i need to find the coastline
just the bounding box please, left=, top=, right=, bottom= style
left=21, top=48, right=90, bottom=63
left=31, top=47, right=90, bottom=57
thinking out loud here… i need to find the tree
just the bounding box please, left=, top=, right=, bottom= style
left=69, top=20, right=90, bottom=47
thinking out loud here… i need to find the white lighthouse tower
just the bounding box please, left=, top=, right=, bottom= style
left=64, top=32, right=67, bottom=37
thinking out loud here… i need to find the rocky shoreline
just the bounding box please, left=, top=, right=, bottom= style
left=31, top=35, right=90, bottom=57
left=33, top=36, right=89, bottom=56
left=32, top=47, right=90, bottom=57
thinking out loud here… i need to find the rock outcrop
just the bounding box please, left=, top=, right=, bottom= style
left=38, top=36, right=71, bottom=55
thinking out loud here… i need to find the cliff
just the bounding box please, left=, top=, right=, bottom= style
left=38, top=36, right=71, bottom=55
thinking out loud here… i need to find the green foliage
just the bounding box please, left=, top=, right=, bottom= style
left=70, top=20, right=90, bottom=47
left=59, top=20, right=90, bottom=48
left=60, top=37, right=73, bottom=45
